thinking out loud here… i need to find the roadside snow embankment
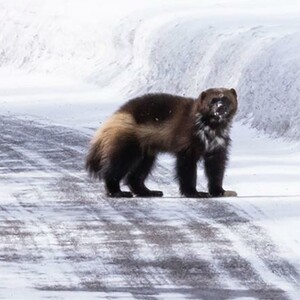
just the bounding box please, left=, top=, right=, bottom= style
left=0, top=0, right=300, bottom=139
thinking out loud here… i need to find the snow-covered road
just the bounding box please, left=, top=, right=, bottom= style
left=0, top=115, right=299, bottom=299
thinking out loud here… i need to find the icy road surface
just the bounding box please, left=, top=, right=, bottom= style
left=0, top=115, right=299, bottom=300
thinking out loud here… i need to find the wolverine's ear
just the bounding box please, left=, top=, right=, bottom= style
left=200, top=91, right=207, bottom=100
left=230, top=88, right=237, bottom=97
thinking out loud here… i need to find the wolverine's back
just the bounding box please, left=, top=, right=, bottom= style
left=118, top=93, right=194, bottom=125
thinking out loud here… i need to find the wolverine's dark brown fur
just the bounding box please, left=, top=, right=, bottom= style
left=86, top=88, right=238, bottom=198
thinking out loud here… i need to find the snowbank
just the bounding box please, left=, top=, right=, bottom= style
left=0, top=0, right=299, bottom=138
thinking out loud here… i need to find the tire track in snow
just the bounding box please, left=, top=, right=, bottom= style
left=50, top=179, right=160, bottom=298
left=106, top=197, right=288, bottom=299
left=0, top=117, right=111, bottom=295
left=186, top=199, right=300, bottom=298
left=0, top=115, right=299, bottom=299
left=0, top=115, right=158, bottom=298
left=0, top=121, right=85, bottom=294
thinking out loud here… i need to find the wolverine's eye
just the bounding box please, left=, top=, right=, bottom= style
left=221, top=97, right=231, bottom=108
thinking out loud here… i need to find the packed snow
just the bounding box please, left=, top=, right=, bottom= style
left=0, top=0, right=299, bottom=299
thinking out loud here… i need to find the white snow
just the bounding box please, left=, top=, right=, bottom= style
left=0, top=0, right=300, bottom=299
left=1, top=0, right=300, bottom=136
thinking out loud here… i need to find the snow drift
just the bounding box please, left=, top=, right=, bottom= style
left=0, top=0, right=299, bottom=139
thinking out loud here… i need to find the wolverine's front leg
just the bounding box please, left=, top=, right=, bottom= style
left=204, top=149, right=237, bottom=197
left=176, top=151, right=209, bottom=198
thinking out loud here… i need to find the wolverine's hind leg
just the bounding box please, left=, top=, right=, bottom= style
left=104, top=137, right=141, bottom=198
left=126, top=154, right=163, bottom=197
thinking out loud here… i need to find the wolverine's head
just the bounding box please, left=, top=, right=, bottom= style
left=197, top=88, right=238, bottom=125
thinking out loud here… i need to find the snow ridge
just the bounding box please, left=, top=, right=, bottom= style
left=1, top=2, right=299, bottom=138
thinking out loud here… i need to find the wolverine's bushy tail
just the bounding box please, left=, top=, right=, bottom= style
left=85, top=139, right=104, bottom=179
left=86, top=112, right=135, bottom=179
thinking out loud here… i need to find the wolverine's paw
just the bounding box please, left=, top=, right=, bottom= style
left=107, top=191, right=133, bottom=198
left=223, top=190, right=238, bottom=197
left=135, top=190, right=163, bottom=197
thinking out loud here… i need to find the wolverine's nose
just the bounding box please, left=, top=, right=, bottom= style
left=216, top=102, right=228, bottom=115
left=214, top=99, right=229, bottom=117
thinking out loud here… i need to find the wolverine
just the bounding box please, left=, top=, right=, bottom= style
left=86, top=88, right=238, bottom=198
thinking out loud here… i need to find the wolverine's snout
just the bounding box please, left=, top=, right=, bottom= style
left=216, top=101, right=229, bottom=115
left=211, top=97, right=231, bottom=118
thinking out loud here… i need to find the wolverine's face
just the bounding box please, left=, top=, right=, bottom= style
left=199, top=88, right=238, bottom=125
